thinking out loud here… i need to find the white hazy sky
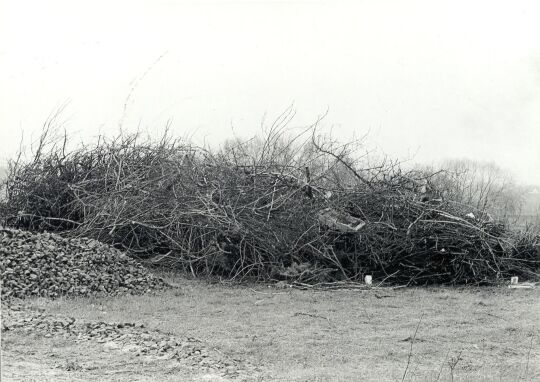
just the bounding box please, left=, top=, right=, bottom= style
left=1, top=0, right=539, bottom=183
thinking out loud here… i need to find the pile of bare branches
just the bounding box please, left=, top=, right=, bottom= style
left=2, top=113, right=539, bottom=285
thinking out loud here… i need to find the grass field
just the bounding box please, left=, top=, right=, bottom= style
left=2, top=275, right=539, bottom=381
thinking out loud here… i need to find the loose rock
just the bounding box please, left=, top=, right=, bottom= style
left=0, top=228, right=168, bottom=299
left=2, top=304, right=261, bottom=381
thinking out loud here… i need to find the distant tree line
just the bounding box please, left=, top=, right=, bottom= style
left=421, top=159, right=536, bottom=225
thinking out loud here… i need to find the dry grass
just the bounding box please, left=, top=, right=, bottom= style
left=10, top=274, right=538, bottom=382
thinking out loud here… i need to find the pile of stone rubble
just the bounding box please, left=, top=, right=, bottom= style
left=2, top=304, right=260, bottom=381
left=0, top=228, right=167, bottom=299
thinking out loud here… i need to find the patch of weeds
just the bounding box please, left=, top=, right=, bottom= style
left=62, top=359, right=83, bottom=372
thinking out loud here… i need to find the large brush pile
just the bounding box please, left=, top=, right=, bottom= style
left=1, top=119, right=539, bottom=285
left=0, top=228, right=167, bottom=299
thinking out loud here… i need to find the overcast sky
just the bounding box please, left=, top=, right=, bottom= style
left=1, top=0, right=539, bottom=184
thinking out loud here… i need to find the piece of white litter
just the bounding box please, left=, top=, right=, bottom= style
left=510, top=276, right=519, bottom=285
left=508, top=284, right=535, bottom=289
left=508, top=282, right=536, bottom=289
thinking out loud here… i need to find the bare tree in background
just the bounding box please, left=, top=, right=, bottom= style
left=428, top=159, right=525, bottom=220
